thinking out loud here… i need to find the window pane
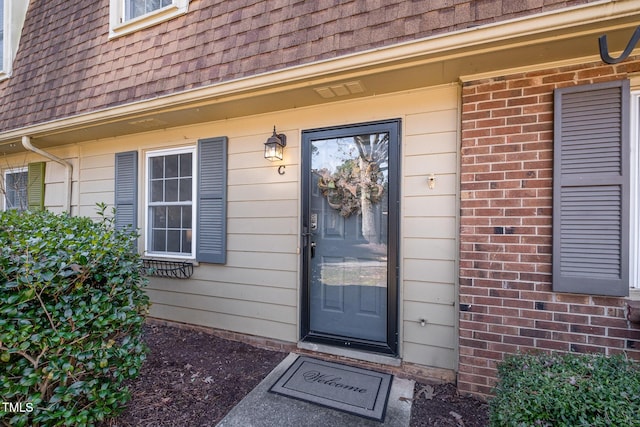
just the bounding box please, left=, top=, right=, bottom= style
left=165, top=179, right=179, bottom=202
left=151, top=156, right=164, bottom=179
left=152, top=206, right=166, bottom=228
left=183, top=205, right=192, bottom=228
left=125, top=0, right=174, bottom=20
left=5, top=172, right=27, bottom=211
left=167, top=205, right=181, bottom=228
left=180, top=153, right=192, bottom=177
left=152, top=229, right=166, bottom=252
left=148, top=0, right=160, bottom=13
left=179, top=178, right=192, bottom=201
left=165, top=154, right=178, bottom=178
left=151, top=180, right=164, bottom=202
left=182, top=230, right=191, bottom=253
left=167, top=230, right=181, bottom=252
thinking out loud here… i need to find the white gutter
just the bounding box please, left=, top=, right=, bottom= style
left=21, top=136, right=73, bottom=215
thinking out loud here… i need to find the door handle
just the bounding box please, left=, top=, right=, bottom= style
left=310, top=241, right=316, bottom=258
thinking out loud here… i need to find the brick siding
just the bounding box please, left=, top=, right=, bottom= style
left=459, top=57, right=640, bottom=398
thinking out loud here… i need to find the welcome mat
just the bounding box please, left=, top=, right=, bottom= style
left=268, top=356, right=393, bottom=422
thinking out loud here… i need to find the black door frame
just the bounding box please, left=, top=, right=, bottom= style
left=300, top=119, right=401, bottom=356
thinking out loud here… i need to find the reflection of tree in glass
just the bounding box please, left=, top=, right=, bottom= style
left=317, top=133, right=388, bottom=243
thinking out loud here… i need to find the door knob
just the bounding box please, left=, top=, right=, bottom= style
left=310, top=241, right=316, bottom=258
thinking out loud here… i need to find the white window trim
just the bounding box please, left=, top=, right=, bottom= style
left=631, top=92, right=639, bottom=289
left=144, top=146, right=197, bottom=260
left=0, top=0, right=6, bottom=79
left=2, top=167, right=28, bottom=211
left=0, top=0, right=28, bottom=80
left=109, top=0, right=190, bottom=39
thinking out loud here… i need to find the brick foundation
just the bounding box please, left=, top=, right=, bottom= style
left=459, top=57, right=640, bottom=398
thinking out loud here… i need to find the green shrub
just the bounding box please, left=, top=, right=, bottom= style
left=0, top=206, right=149, bottom=426
left=489, top=352, right=640, bottom=427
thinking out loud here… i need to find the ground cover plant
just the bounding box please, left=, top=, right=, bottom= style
left=0, top=206, right=149, bottom=426
left=490, top=352, right=640, bottom=427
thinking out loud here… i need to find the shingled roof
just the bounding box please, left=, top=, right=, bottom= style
left=0, top=0, right=596, bottom=134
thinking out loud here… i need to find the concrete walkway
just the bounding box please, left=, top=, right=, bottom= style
left=217, top=353, right=414, bottom=427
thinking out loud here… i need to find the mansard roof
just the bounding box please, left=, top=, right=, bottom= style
left=0, top=0, right=609, bottom=135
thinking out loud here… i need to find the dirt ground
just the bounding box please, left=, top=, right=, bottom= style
left=101, top=323, right=488, bottom=427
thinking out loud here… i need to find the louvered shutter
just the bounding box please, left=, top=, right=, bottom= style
left=196, top=137, right=227, bottom=264
left=114, top=151, right=138, bottom=230
left=553, top=80, right=630, bottom=296
left=27, top=162, right=46, bottom=211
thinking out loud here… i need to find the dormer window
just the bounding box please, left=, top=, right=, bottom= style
left=109, top=0, right=190, bottom=39
left=1, top=2, right=5, bottom=73
left=0, top=0, right=28, bottom=79
left=125, top=0, right=173, bottom=21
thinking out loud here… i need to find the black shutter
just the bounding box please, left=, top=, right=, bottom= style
left=553, top=80, right=630, bottom=296
left=196, top=137, right=227, bottom=264
left=114, top=151, right=138, bottom=230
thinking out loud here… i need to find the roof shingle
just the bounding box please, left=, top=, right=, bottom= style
left=0, top=0, right=597, bottom=133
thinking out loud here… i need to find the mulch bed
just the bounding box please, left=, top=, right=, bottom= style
left=102, top=323, right=488, bottom=426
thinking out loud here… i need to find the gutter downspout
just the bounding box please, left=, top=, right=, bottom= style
left=21, top=136, right=73, bottom=215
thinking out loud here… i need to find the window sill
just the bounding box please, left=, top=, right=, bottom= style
left=109, top=4, right=188, bottom=39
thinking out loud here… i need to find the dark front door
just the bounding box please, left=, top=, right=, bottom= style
left=301, top=120, right=400, bottom=355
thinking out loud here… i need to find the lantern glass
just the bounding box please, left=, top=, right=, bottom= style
left=264, top=127, right=286, bottom=161
left=264, top=140, right=284, bottom=161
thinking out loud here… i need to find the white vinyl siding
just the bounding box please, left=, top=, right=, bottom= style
left=402, top=90, right=459, bottom=371
left=66, top=86, right=458, bottom=378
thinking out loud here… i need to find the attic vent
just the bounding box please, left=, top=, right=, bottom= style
left=314, top=81, right=365, bottom=99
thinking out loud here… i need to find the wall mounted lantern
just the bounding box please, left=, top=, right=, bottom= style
left=264, top=126, right=287, bottom=162
left=264, top=126, right=287, bottom=175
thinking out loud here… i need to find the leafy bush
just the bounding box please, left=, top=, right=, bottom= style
left=0, top=206, right=149, bottom=426
left=490, top=352, right=640, bottom=427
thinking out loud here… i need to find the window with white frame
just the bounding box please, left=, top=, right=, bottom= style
left=145, top=147, right=196, bottom=258
left=631, top=92, right=640, bottom=289
left=0, top=0, right=28, bottom=78
left=3, top=168, right=27, bottom=211
left=0, top=1, right=4, bottom=72
left=109, top=0, right=189, bottom=38
left=125, top=0, right=172, bottom=21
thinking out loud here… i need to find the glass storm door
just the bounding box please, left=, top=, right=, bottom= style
left=301, top=120, right=399, bottom=355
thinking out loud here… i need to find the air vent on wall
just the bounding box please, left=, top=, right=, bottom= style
left=313, top=80, right=365, bottom=99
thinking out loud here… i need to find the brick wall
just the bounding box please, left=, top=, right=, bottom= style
left=459, top=57, right=640, bottom=398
